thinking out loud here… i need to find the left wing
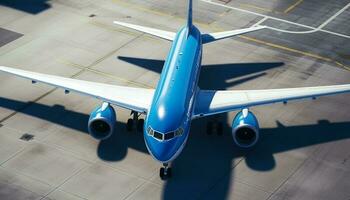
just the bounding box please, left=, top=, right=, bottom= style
left=202, top=25, right=266, bottom=44
left=113, top=21, right=176, bottom=41
left=193, top=84, right=350, bottom=118
left=0, top=66, right=154, bottom=113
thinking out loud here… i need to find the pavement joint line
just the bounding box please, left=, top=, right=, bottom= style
left=197, top=157, right=245, bottom=199
left=0, top=166, right=49, bottom=199
left=0, top=144, right=27, bottom=166
left=122, top=180, right=148, bottom=200
left=318, top=3, right=350, bottom=29
left=112, top=0, right=350, bottom=72
left=239, top=3, right=276, bottom=14
left=39, top=164, right=90, bottom=200
left=0, top=164, right=55, bottom=189
left=94, top=161, right=153, bottom=183
left=266, top=146, right=322, bottom=200
left=239, top=35, right=332, bottom=62
left=90, top=20, right=164, bottom=42
left=254, top=16, right=269, bottom=26
left=59, top=59, right=153, bottom=89
left=284, top=0, right=304, bottom=14
left=200, top=0, right=350, bottom=39
left=38, top=139, right=98, bottom=164
left=0, top=34, right=143, bottom=125
left=239, top=35, right=350, bottom=71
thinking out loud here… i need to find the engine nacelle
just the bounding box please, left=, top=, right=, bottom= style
left=232, top=109, right=259, bottom=148
left=88, top=102, right=116, bottom=140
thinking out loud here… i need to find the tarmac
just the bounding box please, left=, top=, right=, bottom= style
left=0, top=0, right=349, bottom=199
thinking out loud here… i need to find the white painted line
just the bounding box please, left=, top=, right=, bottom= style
left=254, top=16, right=268, bottom=26
left=318, top=3, right=350, bottom=29
left=200, top=0, right=350, bottom=39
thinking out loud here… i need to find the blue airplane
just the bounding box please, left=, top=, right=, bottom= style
left=1, top=0, right=350, bottom=180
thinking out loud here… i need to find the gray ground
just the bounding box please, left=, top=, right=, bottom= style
left=0, top=0, right=349, bottom=199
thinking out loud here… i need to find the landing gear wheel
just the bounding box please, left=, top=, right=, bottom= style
left=126, top=118, right=133, bottom=132
left=137, top=119, right=144, bottom=132
left=160, top=167, right=172, bottom=180
left=217, top=122, right=223, bottom=136
left=206, top=121, right=213, bottom=135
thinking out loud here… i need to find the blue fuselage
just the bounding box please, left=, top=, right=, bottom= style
left=144, top=25, right=202, bottom=163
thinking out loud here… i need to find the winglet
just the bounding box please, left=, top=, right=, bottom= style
left=187, top=0, right=193, bottom=28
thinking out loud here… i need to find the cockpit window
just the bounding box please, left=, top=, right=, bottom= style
left=175, top=128, right=184, bottom=136
left=153, top=131, right=163, bottom=140
left=147, top=126, right=154, bottom=136
left=147, top=126, right=184, bottom=141
left=164, top=131, right=175, bottom=140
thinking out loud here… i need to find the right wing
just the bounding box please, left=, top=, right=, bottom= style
left=0, top=66, right=154, bottom=113
left=194, top=84, right=350, bottom=118
left=202, top=25, right=266, bottom=44
left=113, top=21, right=176, bottom=41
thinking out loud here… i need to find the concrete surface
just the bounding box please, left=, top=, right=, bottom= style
left=0, top=0, right=349, bottom=199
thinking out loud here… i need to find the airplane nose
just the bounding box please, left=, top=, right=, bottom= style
left=145, top=137, right=181, bottom=162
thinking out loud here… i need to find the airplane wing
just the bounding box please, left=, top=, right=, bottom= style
left=202, top=26, right=266, bottom=44
left=193, top=84, right=350, bottom=118
left=0, top=66, right=154, bottom=113
left=113, top=21, right=176, bottom=41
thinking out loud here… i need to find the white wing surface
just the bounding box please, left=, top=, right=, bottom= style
left=113, top=21, right=176, bottom=41
left=0, top=66, right=154, bottom=113
left=194, top=85, right=350, bottom=118
left=202, top=26, right=266, bottom=44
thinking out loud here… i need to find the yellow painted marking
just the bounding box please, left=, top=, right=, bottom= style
left=59, top=59, right=154, bottom=89
left=239, top=3, right=275, bottom=13
left=284, top=0, right=304, bottom=14
left=110, top=0, right=349, bottom=71
left=239, top=35, right=332, bottom=62
left=335, top=61, right=350, bottom=71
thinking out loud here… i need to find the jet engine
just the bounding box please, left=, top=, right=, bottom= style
left=232, top=109, right=259, bottom=148
left=88, top=102, right=116, bottom=140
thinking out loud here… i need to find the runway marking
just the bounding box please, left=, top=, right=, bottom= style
left=239, top=35, right=332, bottom=62
left=253, top=16, right=268, bottom=26
left=59, top=59, right=153, bottom=89
left=110, top=0, right=350, bottom=71
left=201, top=0, right=350, bottom=39
left=239, top=3, right=275, bottom=13
left=284, top=0, right=304, bottom=14
left=318, top=3, right=350, bottom=29
left=240, top=35, right=350, bottom=71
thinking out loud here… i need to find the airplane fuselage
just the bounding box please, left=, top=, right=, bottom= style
left=144, top=25, right=202, bottom=163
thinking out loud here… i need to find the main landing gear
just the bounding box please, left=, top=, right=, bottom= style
left=126, top=111, right=144, bottom=132
left=206, top=120, right=223, bottom=135
left=160, top=163, right=172, bottom=180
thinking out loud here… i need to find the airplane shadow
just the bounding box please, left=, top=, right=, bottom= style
left=0, top=0, right=51, bottom=14
left=0, top=97, right=350, bottom=199
left=117, top=56, right=285, bottom=89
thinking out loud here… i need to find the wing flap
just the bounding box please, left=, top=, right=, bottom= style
left=202, top=26, right=266, bottom=44
left=0, top=66, right=154, bottom=113
left=113, top=21, right=176, bottom=41
left=194, top=84, right=350, bottom=118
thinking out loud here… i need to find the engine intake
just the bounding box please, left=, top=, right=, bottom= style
left=232, top=109, right=259, bottom=148
left=88, top=102, right=116, bottom=140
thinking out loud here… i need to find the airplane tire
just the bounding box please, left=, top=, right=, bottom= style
left=206, top=121, right=213, bottom=135
left=126, top=118, right=133, bottom=132
left=159, top=167, right=172, bottom=180
left=217, top=122, right=223, bottom=136
left=137, top=119, right=144, bottom=132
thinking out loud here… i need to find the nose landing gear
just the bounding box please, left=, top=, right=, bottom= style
left=160, top=163, right=172, bottom=180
